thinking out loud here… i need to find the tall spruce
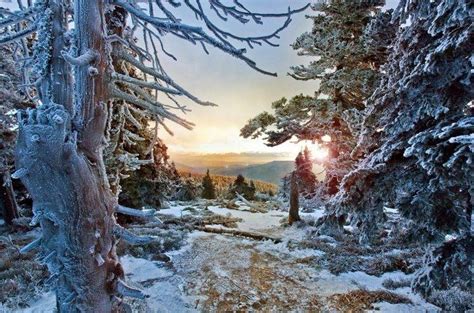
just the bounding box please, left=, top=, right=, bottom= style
left=322, top=0, right=473, bottom=244
left=319, top=1, right=473, bottom=308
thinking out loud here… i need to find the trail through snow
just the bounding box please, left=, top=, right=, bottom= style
left=20, top=202, right=438, bottom=312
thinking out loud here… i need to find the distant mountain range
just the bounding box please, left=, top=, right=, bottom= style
left=175, top=160, right=324, bottom=185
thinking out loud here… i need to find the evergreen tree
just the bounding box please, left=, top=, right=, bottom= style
left=0, top=45, right=24, bottom=225
left=317, top=4, right=473, bottom=306
left=201, top=170, right=216, bottom=199
left=322, top=0, right=473, bottom=245
left=248, top=180, right=257, bottom=200
left=295, top=146, right=317, bottom=197
left=241, top=1, right=388, bottom=195
left=229, top=174, right=255, bottom=200
left=175, top=178, right=199, bottom=202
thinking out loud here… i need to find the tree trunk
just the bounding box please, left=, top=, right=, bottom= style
left=15, top=1, right=122, bottom=311
left=0, top=169, right=19, bottom=225
left=288, top=172, right=300, bottom=225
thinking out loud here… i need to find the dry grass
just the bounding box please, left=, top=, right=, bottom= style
left=0, top=238, right=49, bottom=310
left=328, top=289, right=411, bottom=313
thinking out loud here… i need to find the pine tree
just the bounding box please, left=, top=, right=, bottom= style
left=201, top=170, right=216, bottom=200
left=229, top=174, right=256, bottom=200
left=322, top=0, right=473, bottom=245
left=248, top=180, right=257, bottom=200
left=241, top=1, right=388, bottom=196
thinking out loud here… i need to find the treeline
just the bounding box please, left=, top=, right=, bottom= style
left=179, top=170, right=277, bottom=199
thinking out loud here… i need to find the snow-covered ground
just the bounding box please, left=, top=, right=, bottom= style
left=17, top=201, right=439, bottom=312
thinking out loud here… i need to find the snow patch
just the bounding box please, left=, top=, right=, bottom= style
left=16, top=292, right=56, bottom=313
left=157, top=204, right=194, bottom=218
left=207, top=206, right=286, bottom=232
left=121, top=255, right=173, bottom=282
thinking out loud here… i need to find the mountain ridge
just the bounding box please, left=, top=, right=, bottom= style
left=175, top=160, right=324, bottom=185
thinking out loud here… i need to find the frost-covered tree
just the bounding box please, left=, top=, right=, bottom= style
left=0, top=0, right=307, bottom=310
left=175, top=177, right=199, bottom=201
left=118, top=137, right=181, bottom=209
left=321, top=0, right=473, bottom=245
left=201, top=169, right=216, bottom=199
left=241, top=1, right=390, bottom=195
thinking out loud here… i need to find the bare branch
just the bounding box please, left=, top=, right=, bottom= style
left=111, top=72, right=181, bottom=95
left=117, top=279, right=147, bottom=299
left=116, top=204, right=157, bottom=218
left=112, top=0, right=279, bottom=76
left=110, top=87, right=195, bottom=129
left=20, top=237, right=42, bottom=254
left=113, top=223, right=157, bottom=245
left=0, top=24, right=36, bottom=45
left=116, top=50, right=217, bottom=106
left=61, top=49, right=98, bottom=66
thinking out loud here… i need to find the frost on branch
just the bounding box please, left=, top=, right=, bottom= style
left=412, top=235, right=473, bottom=312
left=2, top=0, right=308, bottom=310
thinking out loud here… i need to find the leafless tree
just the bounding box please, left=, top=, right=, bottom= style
left=0, top=0, right=307, bottom=310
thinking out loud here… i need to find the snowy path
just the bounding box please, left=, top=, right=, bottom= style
left=19, top=202, right=438, bottom=312
left=122, top=202, right=437, bottom=312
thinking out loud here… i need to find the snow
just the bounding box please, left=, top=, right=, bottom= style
left=157, top=204, right=195, bottom=218
left=15, top=292, right=56, bottom=313
left=383, top=206, right=399, bottom=214
left=122, top=256, right=195, bottom=312
left=19, top=202, right=437, bottom=312
left=207, top=205, right=286, bottom=232
left=121, top=255, right=173, bottom=282
left=256, top=239, right=325, bottom=259
left=371, top=302, right=425, bottom=313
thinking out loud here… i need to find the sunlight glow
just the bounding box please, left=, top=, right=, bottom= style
left=321, top=135, right=331, bottom=142
left=297, top=142, right=329, bottom=161
left=312, top=146, right=329, bottom=160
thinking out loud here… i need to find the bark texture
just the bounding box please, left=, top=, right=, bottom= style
left=0, top=170, right=19, bottom=225
left=288, top=173, right=300, bottom=225
left=15, top=1, right=122, bottom=311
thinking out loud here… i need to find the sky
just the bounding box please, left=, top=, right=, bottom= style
left=156, top=0, right=317, bottom=158
left=2, top=0, right=399, bottom=162
left=156, top=0, right=398, bottom=159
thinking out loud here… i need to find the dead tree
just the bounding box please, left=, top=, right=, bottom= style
left=288, top=172, right=300, bottom=225
left=0, top=0, right=307, bottom=311
left=0, top=170, right=19, bottom=224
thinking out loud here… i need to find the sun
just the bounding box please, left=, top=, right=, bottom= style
left=297, top=142, right=329, bottom=161
left=312, top=145, right=329, bottom=160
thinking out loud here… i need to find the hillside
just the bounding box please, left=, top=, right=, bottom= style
left=176, top=160, right=325, bottom=185
left=179, top=171, right=278, bottom=196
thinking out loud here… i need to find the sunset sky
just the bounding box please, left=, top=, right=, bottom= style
left=157, top=0, right=317, bottom=159
left=157, top=0, right=398, bottom=160
left=2, top=0, right=398, bottom=162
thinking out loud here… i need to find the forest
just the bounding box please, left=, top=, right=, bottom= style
left=0, top=0, right=472, bottom=312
